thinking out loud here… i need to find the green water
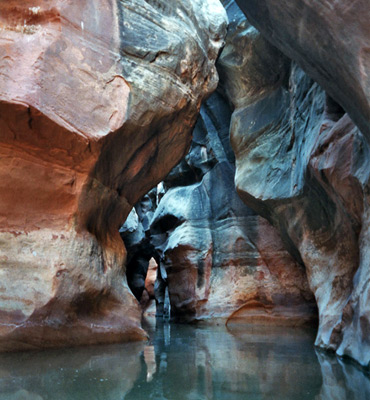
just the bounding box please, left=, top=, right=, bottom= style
left=0, top=321, right=369, bottom=399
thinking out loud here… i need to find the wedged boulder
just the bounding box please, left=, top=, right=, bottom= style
left=0, top=0, right=227, bottom=350
left=150, top=89, right=317, bottom=325
left=224, top=1, right=370, bottom=366
left=235, top=0, right=370, bottom=140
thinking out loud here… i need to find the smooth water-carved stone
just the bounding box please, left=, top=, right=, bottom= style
left=146, top=1, right=317, bottom=326
left=235, top=0, right=370, bottom=140
left=0, top=0, right=227, bottom=350
left=150, top=89, right=317, bottom=325
left=226, top=0, right=370, bottom=367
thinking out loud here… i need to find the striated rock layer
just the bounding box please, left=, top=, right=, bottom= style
left=0, top=0, right=227, bottom=350
left=229, top=1, right=370, bottom=367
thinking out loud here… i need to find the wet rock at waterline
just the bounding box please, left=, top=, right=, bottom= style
left=150, top=90, right=317, bottom=325
left=0, top=0, right=227, bottom=350
left=228, top=1, right=370, bottom=367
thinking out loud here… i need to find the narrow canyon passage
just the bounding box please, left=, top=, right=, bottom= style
left=0, top=0, right=370, bottom=398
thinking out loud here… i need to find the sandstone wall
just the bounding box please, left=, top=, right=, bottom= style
left=0, top=0, right=227, bottom=350
left=232, top=0, right=370, bottom=367
left=149, top=89, right=316, bottom=325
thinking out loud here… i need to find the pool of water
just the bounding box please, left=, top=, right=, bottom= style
left=0, top=320, right=369, bottom=399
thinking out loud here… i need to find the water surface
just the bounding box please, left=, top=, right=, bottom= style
left=0, top=321, right=369, bottom=399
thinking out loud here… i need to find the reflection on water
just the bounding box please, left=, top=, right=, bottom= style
left=0, top=341, right=145, bottom=400
left=0, top=321, right=369, bottom=399
left=315, top=350, right=370, bottom=400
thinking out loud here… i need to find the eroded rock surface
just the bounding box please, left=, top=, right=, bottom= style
left=235, top=0, right=370, bottom=140
left=226, top=1, right=370, bottom=367
left=149, top=86, right=317, bottom=324
left=0, top=0, right=227, bottom=350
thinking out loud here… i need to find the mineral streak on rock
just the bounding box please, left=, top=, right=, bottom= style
left=0, top=0, right=227, bottom=350
left=228, top=0, right=370, bottom=367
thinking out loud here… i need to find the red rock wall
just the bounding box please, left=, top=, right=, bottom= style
left=0, top=0, right=227, bottom=350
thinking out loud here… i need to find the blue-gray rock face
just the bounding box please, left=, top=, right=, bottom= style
left=235, top=0, right=370, bottom=140
left=120, top=190, right=157, bottom=301
left=149, top=87, right=316, bottom=324
left=229, top=0, right=370, bottom=367
left=119, top=0, right=316, bottom=327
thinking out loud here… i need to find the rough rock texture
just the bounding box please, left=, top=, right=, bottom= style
left=149, top=87, right=317, bottom=324
left=0, top=0, right=227, bottom=350
left=226, top=1, right=370, bottom=366
left=235, top=0, right=370, bottom=140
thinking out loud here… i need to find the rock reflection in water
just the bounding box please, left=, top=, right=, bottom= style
left=127, top=322, right=322, bottom=400
left=316, top=350, right=370, bottom=400
left=0, top=342, right=145, bottom=400
left=0, top=323, right=369, bottom=399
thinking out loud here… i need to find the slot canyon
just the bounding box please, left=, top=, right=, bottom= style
left=0, top=0, right=369, bottom=398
